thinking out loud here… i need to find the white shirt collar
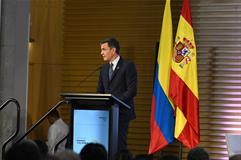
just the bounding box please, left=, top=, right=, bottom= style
left=110, top=55, right=120, bottom=71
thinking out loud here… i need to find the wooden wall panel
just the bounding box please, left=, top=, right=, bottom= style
left=28, top=0, right=64, bottom=140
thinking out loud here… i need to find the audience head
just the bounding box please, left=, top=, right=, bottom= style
left=55, top=149, right=80, bottom=160
left=79, top=143, right=107, bottom=160
left=187, top=147, right=209, bottom=160
left=45, top=154, right=60, bottom=160
left=5, top=140, right=42, bottom=160
left=34, top=139, right=48, bottom=157
left=159, top=155, right=179, bottom=160
left=229, top=154, right=241, bottom=160
left=115, top=149, right=133, bottom=160
left=133, top=154, right=153, bottom=160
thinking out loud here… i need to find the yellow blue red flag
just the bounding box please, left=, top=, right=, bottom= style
left=149, top=0, right=175, bottom=154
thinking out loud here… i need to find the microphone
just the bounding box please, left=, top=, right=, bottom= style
left=79, top=66, right=102, bottom=86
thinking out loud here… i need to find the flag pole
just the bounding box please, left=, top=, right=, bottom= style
left=179, top=141, right=183, bottom=160
left=158, top=150, right=163, bottom=159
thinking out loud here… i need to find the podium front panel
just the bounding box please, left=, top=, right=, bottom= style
left=71, top=105, right=111, bottom=154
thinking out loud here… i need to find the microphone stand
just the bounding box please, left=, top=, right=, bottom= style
left=79, top=66, right=102, bottom=86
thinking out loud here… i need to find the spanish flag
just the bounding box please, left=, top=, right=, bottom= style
left=169, top=0, right=199, bottom=149
left=149, top=0, right=175, bottom=154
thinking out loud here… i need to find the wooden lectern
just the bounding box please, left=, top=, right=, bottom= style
left=61, top=93, right=130, bottom=160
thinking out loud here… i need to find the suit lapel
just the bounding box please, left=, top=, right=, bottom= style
left=102, top=64, right=110, bottom=87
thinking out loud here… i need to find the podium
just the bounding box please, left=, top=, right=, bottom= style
left=61, top=93, right=130, bottom=160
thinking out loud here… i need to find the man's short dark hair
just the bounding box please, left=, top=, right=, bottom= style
left=79, top=143, right=107, bottom=160
left=187, top=147, right=209, bottom=160
left=100, top=37, right=120, bottom=54
left=48, top=109, right=60, bottom=118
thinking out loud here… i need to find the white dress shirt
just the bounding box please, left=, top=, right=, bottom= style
left=47, top=118, right=69, bottom=154
left=110, top=55, right=120, bottom=71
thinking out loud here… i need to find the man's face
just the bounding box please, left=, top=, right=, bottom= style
left=47, top=116, right=55, bottom=124
left=100, top=42, right=116, bottom=62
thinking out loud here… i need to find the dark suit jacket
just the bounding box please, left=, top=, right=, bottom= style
left=97, top=57, right=137, bottom=120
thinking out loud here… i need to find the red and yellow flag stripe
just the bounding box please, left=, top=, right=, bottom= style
left=169, top=0, right=199, bottom=149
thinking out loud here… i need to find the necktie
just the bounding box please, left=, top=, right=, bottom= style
left=109, top=63, right=114, bottom=80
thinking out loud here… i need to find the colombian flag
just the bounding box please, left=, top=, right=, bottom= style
left=169, top=0, right=199, bottom=149
left=148, top=0, right=175, bottom=154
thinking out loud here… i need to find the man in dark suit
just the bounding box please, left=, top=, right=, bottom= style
left=97, top=37, right=137, bottom=151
